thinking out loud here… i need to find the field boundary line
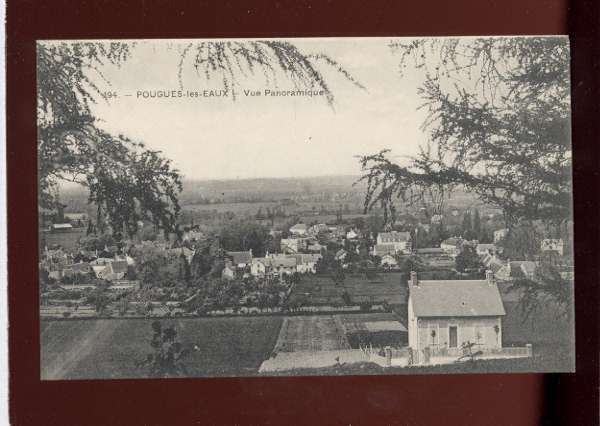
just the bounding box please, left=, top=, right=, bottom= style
left=272, top=317, right=289, bottom=354
left=333, top=315, right=352, bottom=349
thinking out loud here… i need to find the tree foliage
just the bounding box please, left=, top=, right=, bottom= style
left=136, top=321, right=190, bottom=378
left=38, top=42, right=182, bottom=237
left=358, top=37, right=571, bottom=315
left=455, top=245, right=482, bottom=273
left=359, top=37, right=571, bottom=227
left=38, top=40, right=362, bottom=237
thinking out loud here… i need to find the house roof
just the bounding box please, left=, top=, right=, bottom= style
left=290, top=223, right=307, bottom=232
left=476, top=243, right=496, bottom=252
left=511, top=261, right=537, bottom=277
left=227, top=251, right=252, bottom=265
left=541, top=239, right=563, bottom=250
left=415, top=247, right=445, bottom=255
left=293, top=254, right=322, bottom=264
left=431, top=214, right=444, bottom=222
left=51, top=223, right=73, bottom=230
left=441, top=237, right=462, bottom=247
left=487, top=258, right=505, bottom=274
left=64, top=262, right=91, bottom=273
left=410, top=279, right=506, bottom=317
left=270, top=255, right=297, bottom=268
left=64, top=213, right=87, bottom=220
left=166, top=247, right=194, bottom=258
left=110, top=260, right=129, bottom=274
left=335, top=249, right=348, bottom=259
left=378, top=231, right=411, bottom=243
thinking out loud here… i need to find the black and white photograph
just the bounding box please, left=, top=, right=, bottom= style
left=37, top=36, right=574, bottom=380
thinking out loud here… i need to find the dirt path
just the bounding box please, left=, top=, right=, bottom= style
left=42, top=320, right=119, bottom=380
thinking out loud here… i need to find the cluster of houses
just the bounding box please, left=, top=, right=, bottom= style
left=40, top=244, right=140, bottom=290
left=279, top=222, right=356, bottom=255
left=222, top=250, right=323, bottom=280
left=39, top=238, right=199, bottom=291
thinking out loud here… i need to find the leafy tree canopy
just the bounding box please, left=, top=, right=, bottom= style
left=38, top=40, right=362, bottom=238
left=359, top=37, right=571, bottom=227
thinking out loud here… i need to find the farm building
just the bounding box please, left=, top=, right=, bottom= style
left=407, top=271, right=506, bottom=354
left=377, top=231, right=412, bottom=254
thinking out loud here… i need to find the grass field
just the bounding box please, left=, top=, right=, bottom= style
left=41, top=316, right=283, bottom=380
left=40, top=291, right=574, bottom=379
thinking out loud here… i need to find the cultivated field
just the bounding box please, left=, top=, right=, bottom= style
left=41, top=316, right=282, bottom=380
left=290, top=273, right=408, bottom=305
left=273, top=316, right=350, bottom=352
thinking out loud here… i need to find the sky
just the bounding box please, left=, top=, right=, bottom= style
left=80, top=38, right=431, bottom=181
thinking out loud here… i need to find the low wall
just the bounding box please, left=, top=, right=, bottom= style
left=260, top=349, right=373, bottom=372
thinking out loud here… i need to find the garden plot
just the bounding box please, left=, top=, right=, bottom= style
left=273, top=316, right=351, bottom=353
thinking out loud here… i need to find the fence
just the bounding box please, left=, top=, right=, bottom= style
left=389, top=344, right=533, bottom=366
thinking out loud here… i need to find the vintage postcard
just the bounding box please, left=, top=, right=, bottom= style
left=38, top=37, right=574, bottom=379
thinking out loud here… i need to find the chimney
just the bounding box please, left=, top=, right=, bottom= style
left=411, top=271, right=418, bottom=287
left=486, top=269, right=495, bottom=285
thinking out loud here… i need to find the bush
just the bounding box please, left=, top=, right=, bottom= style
left=62, top=311, right=71, bottom=318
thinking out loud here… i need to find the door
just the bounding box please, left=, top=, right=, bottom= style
left=449, top=326, right=458, bottom=348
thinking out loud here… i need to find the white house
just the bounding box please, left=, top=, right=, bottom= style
left=293, top=254, right=322, bottom=274
left=226, top=250, right=253, bottom=268
left=493, top=228, right=509, bottom=243
left=540, top=238, right=564, bottom=257
left=407, top=271, right=506, bottom=354
left=335, top=249, right=348, bottom=263
left=50, top=223, right=73, bottom=232
left=373, top=244, right=397, bottom=257
left=431, top=214, right=443, bottom=224
left=495, top=261, right=538, bottom=281
left=440, top=237, right=462, bottom=256
left=221, top=262, right=236, bottom=280
left=96, top=260, right=129, bottom=281
left=280, top=238, right=309, bottom=254
left=476, top=243, right=496, bottom=256
left=289, top=223, right=308, bottom=237
left=269, top=255, right=297, bottom=275
left=376, top=231, right=412, bottom=254
left=380, top=254, right=398, bottom=269
left=346, top=229, right=359, bottom=240
left=250, top=258, right=270, bottom=277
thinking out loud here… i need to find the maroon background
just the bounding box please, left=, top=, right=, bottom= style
left=6, top=0, right=599, bottom=425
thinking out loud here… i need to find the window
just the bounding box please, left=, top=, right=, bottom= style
left=448, top=325, right=458, bottom=348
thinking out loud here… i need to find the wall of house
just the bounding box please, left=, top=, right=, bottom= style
left=407, top=296, right=418, bottom=348
left=414, top=316, right=502, bottom=352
